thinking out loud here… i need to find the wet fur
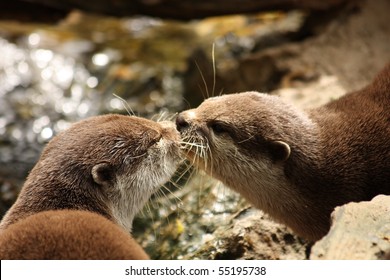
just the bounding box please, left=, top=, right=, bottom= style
left=177, top=64, right=390, bottom=241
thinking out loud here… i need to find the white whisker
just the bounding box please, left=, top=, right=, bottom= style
left=211, top=43, right=216, bottom=97
left=112, top=93, right=135, bottom=116
left=195, top=60, right=209, bottom=99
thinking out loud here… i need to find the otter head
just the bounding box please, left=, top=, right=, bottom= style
left=5, top=114, right=181, bottom=232
left=176, top=92, right=318, bottom=220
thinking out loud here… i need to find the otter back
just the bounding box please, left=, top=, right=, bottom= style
left=0, top=210, right=149, bottom=260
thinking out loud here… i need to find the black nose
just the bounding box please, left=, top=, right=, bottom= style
left=176, top=113, right=190, bottom=132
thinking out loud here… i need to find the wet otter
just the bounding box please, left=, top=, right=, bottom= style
left=0, top=114, right=181, bottom=258
left=176, top=64, right=390, bottom=241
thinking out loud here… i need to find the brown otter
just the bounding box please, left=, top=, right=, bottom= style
left=0, top=114, right=181, bottom=258
left=0, top=210, right=149, bottom=259
left=176, top=64, right=390, bottom=241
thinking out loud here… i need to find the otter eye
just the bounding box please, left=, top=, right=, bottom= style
left=210, top=122, right=229, bottom=135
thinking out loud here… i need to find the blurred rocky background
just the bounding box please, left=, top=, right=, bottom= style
left=0, top=0, right=389, bottom=259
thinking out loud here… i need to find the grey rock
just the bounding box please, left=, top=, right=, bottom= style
left=311, top=195, right=390, bottom=260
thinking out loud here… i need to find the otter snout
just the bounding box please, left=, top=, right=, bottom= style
left=176, top=113, right=190, bottom=132
left=176, top=110, right=199, bottom=131
left=176, top=111, right=211, bottom=140
left=159, top=120, right=181, bottom=143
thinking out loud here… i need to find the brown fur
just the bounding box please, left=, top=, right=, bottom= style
left=0, top=114, right=180, bottom=258
left=177, top=64, right=390, bottom=241
left=0, top=210, right=149, bottom=260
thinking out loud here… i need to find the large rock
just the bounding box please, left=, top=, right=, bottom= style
left=229, top=0, right=390, bottom=94
left=311, top=195, right=390, bottom=260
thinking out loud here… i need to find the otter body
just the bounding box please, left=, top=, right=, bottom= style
left=0, top=210, right=149, bottom=259
left=177, top=65, right=390, bottom=241
left=0, top=114, right=181, bottom=259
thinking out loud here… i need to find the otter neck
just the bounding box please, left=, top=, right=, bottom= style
left=0, top=163, right=111, bottom=231
left=107, top=182, right=155, bottom=233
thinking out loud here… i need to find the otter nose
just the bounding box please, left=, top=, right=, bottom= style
left=176, top=113, right=190, bottom=132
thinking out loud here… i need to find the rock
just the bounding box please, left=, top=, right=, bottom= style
left=187, top=207, right=310, bottom=260
left=233, top=0, right=390, bottom=93
left=133, top=173, right=310, bottom=260
left=133, top=174, right=250, bottom=260
left=311, top=195, right=390, bottom=260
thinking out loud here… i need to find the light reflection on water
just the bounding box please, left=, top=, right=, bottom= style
left=92, top=53, right=109, bottom=67
left=0, top=12, right=302, bottom=180
left=0, top=35, right=102, bottom=176
left=28, top=33, right=41, bottom=46
left=0, top=18, right=191, bottom=182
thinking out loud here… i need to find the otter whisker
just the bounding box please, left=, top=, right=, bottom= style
left=157, top=110, right=168, bottom=122
left=156, top=187, right=168, bottom=201
left=195, top=60, right=209, bottom=99
left=155, top=110, right=176, bottom=123
left=179, top=141, right=207, bottom=150
left=177, top=158, right=193, bottom=172
left=211, top=43, right=216, bottom=98
left=237, top=134, right=255, bottom=144
left=168, top=112, right=178, bottom=121
left=142, top=199, right=153, bottom=218
left=152, top=187, right=177, bottom=230
left=150, top=190, right=164, bottom=209
left=173, top=162, right=193, bottom=183
left=123, top=153, right=147, bottom=164
left=151, top=111, right=163, bottom=122
left=167, top=179, right=183, bottom=191
left=200, top=140, right=209, bottom=170
left=179, top=145, right=197, bottom=161
left=161, top=185, right=182, bottom=203
left=206, top=142, right=214, bottom=176
left=197, top=84, right=207, bottom=101
left=141, top=200, right=158, bottom=240
left=193, top=145, right=200, bottom=166
left=112, top=93, right=135, bottom=116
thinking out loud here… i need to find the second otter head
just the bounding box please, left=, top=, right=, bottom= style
left=1, top=114, right=181, bottom=232
left=44, top=114, right=181, bottom=231
left=176, top=92, right=320, bottom=234
left=176, top=92, right=313, bottom=177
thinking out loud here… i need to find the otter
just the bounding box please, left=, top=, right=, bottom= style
left=0, top=210, right=149, bottom=259
left=176, top=64, right=390, bottom=241
left=0, top=114, right=181, bottom=259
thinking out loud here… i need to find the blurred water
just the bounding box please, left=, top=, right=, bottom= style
left=0, top=11, right=304, bottom=181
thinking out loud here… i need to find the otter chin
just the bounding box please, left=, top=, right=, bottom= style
left=0, top=114, right=181, bottom=259
left=176, top=64, right=390, bottom=241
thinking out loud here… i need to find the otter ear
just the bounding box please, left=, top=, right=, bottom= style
left=269, top=140, right=291, bottom=162
left=92, top=162, right=114, bottom=186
